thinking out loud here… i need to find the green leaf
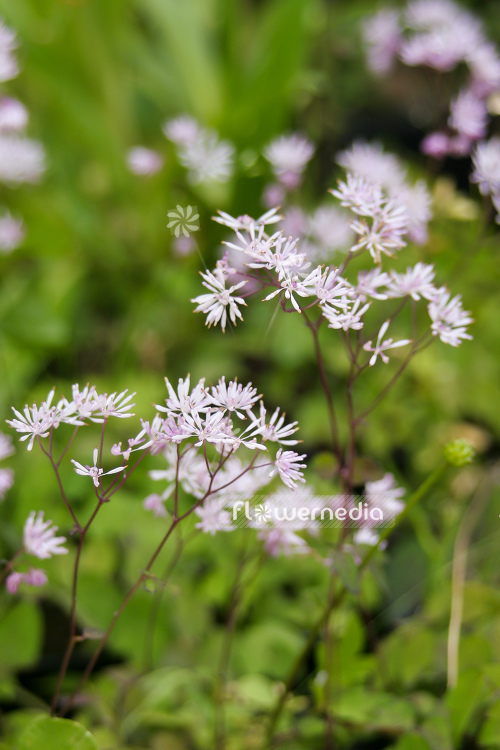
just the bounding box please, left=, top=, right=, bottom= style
left=392, top=734, right=432, bottom=750
left=0, top=602, right=42, bottom=673
left=18, top=716, right=98, bottom=750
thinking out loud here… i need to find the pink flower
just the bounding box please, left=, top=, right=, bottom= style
left=270, top=449, right=307, bottom=490
left=6, top=572, right=24, bottom=594
left=143, top=493, right=168, bottom=518
left=363, top=320, right=411, bottom=366
left=126, top=147, right=163, bottom=176
left=23, top=511, right=68, bottom=559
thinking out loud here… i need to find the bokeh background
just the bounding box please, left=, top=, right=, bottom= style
left=1, top=1, right=500, bottom=748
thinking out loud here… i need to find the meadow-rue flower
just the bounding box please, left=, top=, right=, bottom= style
left=264, top=134, right=314, bottom=189
left=363, top=320, right=412, bottom=365
left=470, top=138, right=500, bottom=196
left=0, top=19, right=18, bottom=82
left=270, top=449, right=307, bottom=490
left=143, top=493, right=168, bottom=518
left=71, top=448, right=126, bottom=488
left=191, top=269, right=247, bottom=331
left=126, top=146, right=163, bottom=175
left=428, top=289, right=473, bottom=346
left=386, top=263, right=436, bottom=301
left=0, top=97, right=28, bottom=132
left=0, top=135, right=45, bottom=184
left=0, top=213, right=24, bottom=252
left=195, top=498, right=233, bottom=535
left=23, top=511, right=68, bottom=559
left=362, top=9, right=402, bottom=74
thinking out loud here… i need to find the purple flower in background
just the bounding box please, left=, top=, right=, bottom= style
left=362, top=9, right=402, bottom=74
left=264, top=134, right=314, bottom=190
left=0, top=98, right=28, bottom=132
left=0, top=212, right=24, bottom=253
left=470, top=138, right=500, bottom=196
left=23, top=512, right=68, bottom=560
left=0, top=135, right=45, bottom=184
left=127, top=147, right=163, bottom=176
left=449, top=88, right=488, bottom=142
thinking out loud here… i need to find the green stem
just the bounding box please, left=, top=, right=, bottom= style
left=263, top=461, right=447, bottom=747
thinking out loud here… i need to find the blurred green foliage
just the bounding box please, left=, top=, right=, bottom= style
left=1, top=0, right=500, bottom=748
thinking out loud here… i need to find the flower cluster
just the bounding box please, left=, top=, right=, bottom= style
left=7, top=384, right=136, bottom=451
left=190, top=161, right=472, bottom=349
left=362, top=0, right=500, bottom=158
left=4, top=511, right=68, bottom=595
left=140, top=375, right=307, bottom=521
left=0, top=18, right=46, bottom=254
left=0, top=432, right=14, bottom=501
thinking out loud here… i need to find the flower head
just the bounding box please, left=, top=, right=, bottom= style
left=71, top=448, right=125, bottom=488
left=23, top=511, right=68, bottom=559
left=363, top=320, right=411, bottom=365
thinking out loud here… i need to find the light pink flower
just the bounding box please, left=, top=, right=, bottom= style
left=127, top=146, right=163, bottom=175
left=23, top=511, right=68, bottom=559
left=363, top=320, right=411, bottom=366
left=71, top=448, right=125, bottom=488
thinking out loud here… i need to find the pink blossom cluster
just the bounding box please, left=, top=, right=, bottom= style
left=191, top=169, right=472, bottom=348
left=4, top=511, right=68, bottom=595
left=127, top=115, right=235, bottom=186
left=6, top=384, right=136, bottom=451
left=0, top=432, right=14, bottom=501
left=362, top=0, right=500, bottom=158
left=0, top=18, right=47, bottom=254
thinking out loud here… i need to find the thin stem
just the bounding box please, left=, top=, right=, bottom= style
left=302, top=311, right=343, bottom=468
left=447, top=466, right=495, bottom=687
left=51, top=497, right=105, bottom=714
left=59, top=519, right=180, bottom=718
left=59, top=450, right=260, bottom=715
left=263, top=461, right=447, bottom=747
left=214, top=543, right=249, bottom=749
left=355, top=333, right=433, bottom=424
left=37, top=437, right=81, bottom=531
left=56, top=426, right=80, bottom=469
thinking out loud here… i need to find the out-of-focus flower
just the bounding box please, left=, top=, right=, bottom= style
left=336, top=143, right=432, bottom=245
left=264, top=134, right=314, bottom=189
left=0, top=98, right=28, bottom=132
left=0, top=468, right=13, bottom=500
left=449, top=88, right=488, bottom=142
left=6, top=571, right=24, bottom=594
left=0, top=19, right=18, bottom=82
left=23, top=511, right=68, bottom=559
left=428, top=288, right=473, bottom=346
left=163, top=115, right=200, bottom=145
left=191, top=269, right=247, bottom=331
left=258, top=527, right=309, bottom=557
left=195, top=498, right=233, bottom=535
left=143, top=493, right=168, bottom=518
left=0, top=135, right=45, bottom=184
left=126, top=146, right=163, bottom=175
left=5, top=567, right=48, bottom=594
left=386, top=262, right=436, bottom=300
left=179, top=131, right=234, bottom=184
left=470, top=138, right=500, bottom=196
left=0, top=212, right=24, bottom=253
left=362, top=9, right=402, bottom=74
left=421, top=131, right=451, bottom=158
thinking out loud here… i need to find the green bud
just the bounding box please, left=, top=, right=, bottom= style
left=443, top=439, right=475, bottom=467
